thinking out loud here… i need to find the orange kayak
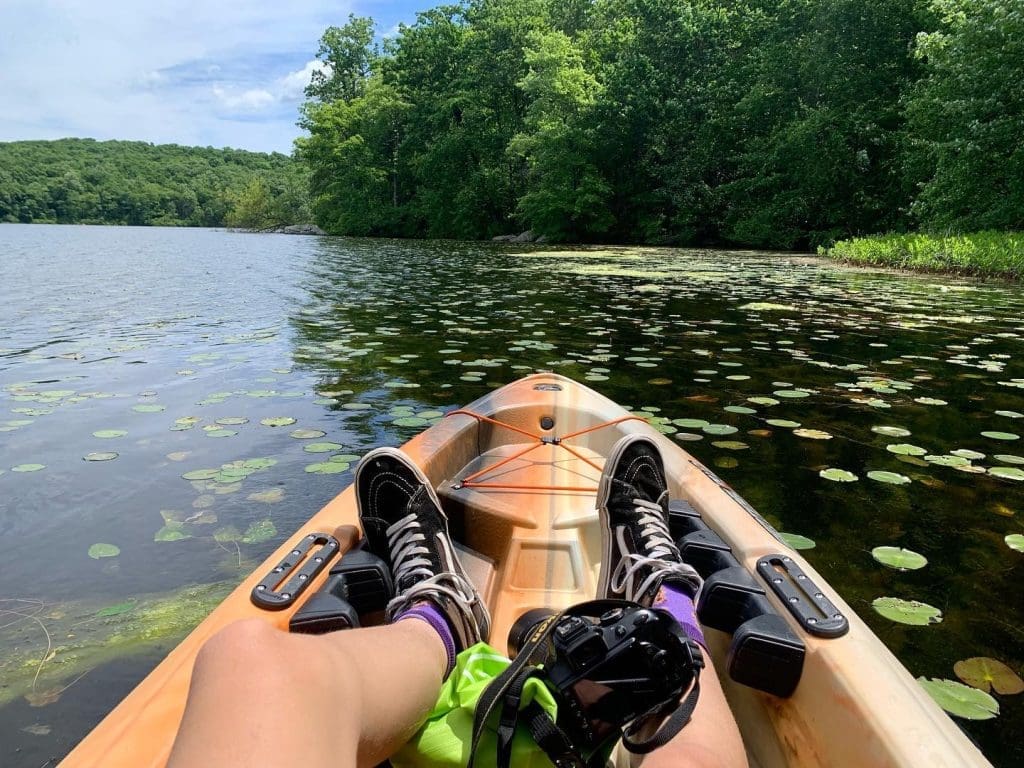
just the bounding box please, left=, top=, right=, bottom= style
left=61, top=373, right=990, bottom=767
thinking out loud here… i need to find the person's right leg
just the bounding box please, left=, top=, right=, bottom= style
left=598, top=434, right=748, bottom=768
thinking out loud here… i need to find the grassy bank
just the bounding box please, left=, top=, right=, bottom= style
left=821, top=231, right=1024, bottom=279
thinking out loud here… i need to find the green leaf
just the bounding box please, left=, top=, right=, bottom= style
left=779, top=532, right=815, bottom=550
left=154, top=525, right=191, bottom=542
left=766, top=419, right=801, bottom=428
left=871, top=426, right=911, bottom=437
left=981, top=431, right=1019, bottom=441
left=242, top=519, right=277, bottom=544
left=304, top=442, right=343, bottom=453
left=131, top=404, right=165, bottom=413
left=990, top=467, right=1024, bottom=481
left=917, top=678, right=999, bottom=720
left=820, top=468, right=858, bottom=482
left=872, top=597, right=942, bottom=625
left=792, top=428, right=832, bottom=440
left=1005, top=534, right=1024, bottom=553
left=260, top=417, right=296, bottom=427
left=205, top=429, right=237, bottom=438
left=182, top=469, right=219, bottom=481
left=11, top=463, right=45, bottom=472
left=773, top=389, right=810, bottom=399
left=83, top=452, right=118, bottom=462
left=216, top=417, right=249, bottom=426
left=702, top=424, right=738, bottom=436
left=290, top=428, right=326, bottom=439
left=93, top=429, right=127, bottom=439
left=305, top=461, right=351, bottom=474
left=88, top=543, right=120, bottom=559
left=866, top=470, right=911, bottom=485
left=871, top=546, right=927, bottom=570
left=712, top=440, right=748, bottom=451
left=886, top=443, right=927, bottom=456
left=673, top=418, right=709, bottom=428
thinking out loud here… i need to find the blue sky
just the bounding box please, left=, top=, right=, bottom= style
left=0, top=0, right=431, bottom=154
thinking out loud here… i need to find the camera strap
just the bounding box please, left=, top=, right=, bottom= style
left=467, top=600, right=701, bottom=768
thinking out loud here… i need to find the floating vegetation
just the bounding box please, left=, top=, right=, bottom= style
left=886, top=443, right=927, bottom=456
left=953, top=658, right=1024, bottom=695
left=820, top=468, right=858, bottom=482
left=872, top=597, right=942, bottom=626
left=871, top=546, right=928, bottom=570
left=304, top=442, right=343, bottom=453
left=11, top=463, right=45, bottom=472
left=866, top=470, right=911, bottom=485
left=792, top=428, right=832, bottom=440
left=92, top=429, right=127, bottom=439
left=241, top=519, right=277, bottom=544
left=131, top=404, right=165, bottom=413
left=260, top=417, right=296, bottom=427
left=917, top=678, right=999, bottom=720
left=981, top=431, right=1019, bottom=442
left=779, top=532, right=816, bottom=550
left=87, top=543, right=120, bottom=559
left=290, top=428, right=326, bottom=439
left=1005, top=534, right=1024, bottom=552
left=83, top=452, right=118, bottom=462
left=872, top=426, right=911, bottom=437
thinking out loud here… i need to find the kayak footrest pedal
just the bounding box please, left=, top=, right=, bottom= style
left=289, top=546, right=395, bottom=635
left=758, top=555, right=849, bottom=638
left=251, top=532, right=340, bottom=610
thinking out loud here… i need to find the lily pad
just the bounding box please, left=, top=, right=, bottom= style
left=93, top=429, right=127, bottom=439
left=872, top=426, right=911, bottom=437
left=131, top=404, right=165, bottom=413
left=924, top=455, right=970, bottom=468
left=154, top=525, right=191, bottom=542
left=914, top=397, right=948, bottom=406
left=83, top=452, right=118, bottom=462
left=242, top=519, right=277, bottom=544
left=773, top=389, right=810, bottom=399
left=1005, top=534, right=1024, bottom=552
left=393, top=416, right=429, bottom=428
left=872, top=597, right=942, bottom=625
left=792, top=428, right=832, bottom=440
left=205, top=429, right=237, bottom=438
left=182, top=469, right=219, bottom=481
left=712, top=440, right=749, bottom=450
left=951, top=449, right=986, bottom=460
left=724, top=406, right=756, bottom=415
left=673, top=418, right=709, bottom=428
left=994, top=454, right=1024, bottom=465
left=953, top=657, right=1024, bottom=695
left=995, top=410, right=1023, bottom=419
left=779, top=532, right=815, bottom=550
left=88, top=543, right=120, bottom=559
left=260, top=417, right=296, bottom=427
left=917, top=678, right=999, bottom=720
left=871, top=546, right=928, bottom=570
left=304, top=442, right=343, bottom=453
left=886, top=443, right=927, bottom=456
left=11, top=463, right=45, bottom=472
left=866, top=470, right=911, bottom=485
left=990, top=467, right=1024, bottom=481
left=766, top=419, right=801, bottom=428
left=820, top=468, right=858, bottom=482
left=290, top=428, right=326, bottom=439
left=216, top=417, right=249, bottom=426
left=981, top=431, right=1019, bottom=442
left=702, top=424, right=738, bottom=436
left=305, top=461, right=352, bottom=474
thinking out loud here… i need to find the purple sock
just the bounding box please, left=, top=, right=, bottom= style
left=396, top=603, right=457, bottom=676
left=653, top=584, right=706, bottom=649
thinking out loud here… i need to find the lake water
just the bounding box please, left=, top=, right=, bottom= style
left=1, top=224, right=1021, bottom=766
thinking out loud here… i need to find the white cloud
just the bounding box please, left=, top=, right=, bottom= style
left=0, top=0, right=360, bottom=153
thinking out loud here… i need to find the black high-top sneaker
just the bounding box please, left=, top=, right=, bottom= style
left=355, top=447, right=490, bottom=649
left=596, top=435, right=702, bottom=605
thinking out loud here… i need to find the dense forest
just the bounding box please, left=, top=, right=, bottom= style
left=0, top=139, right=310, bottom=228
left=298, top=0, right=1023, bottom=248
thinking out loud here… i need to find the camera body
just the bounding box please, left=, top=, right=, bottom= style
left=509, top=602, right=703, bottom=753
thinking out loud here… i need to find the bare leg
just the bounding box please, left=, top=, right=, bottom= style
left=643, top=652, right=748, bottom=768
left=167, top=617, right=447, bottom=768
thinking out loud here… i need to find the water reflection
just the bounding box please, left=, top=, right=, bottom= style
left=0, top=225, right=1020, bottom=765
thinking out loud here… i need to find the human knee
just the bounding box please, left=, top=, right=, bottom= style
left=194, top=618, right=286, bottom=676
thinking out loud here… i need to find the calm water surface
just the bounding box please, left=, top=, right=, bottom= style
left=1, top=225, right=1021, bottom=766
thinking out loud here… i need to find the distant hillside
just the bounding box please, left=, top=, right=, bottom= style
left=0, top=138, right=309, bottom=228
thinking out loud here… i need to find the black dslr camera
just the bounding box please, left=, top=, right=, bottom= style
left=506, top=600, right=704, bottom=761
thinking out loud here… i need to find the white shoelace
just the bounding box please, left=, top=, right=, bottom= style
left=384, top=512, right=481, bottom=635
left=611, top=497, right=703, bottom=601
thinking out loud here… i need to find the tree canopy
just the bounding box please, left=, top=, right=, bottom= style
left=298, top=0, right=1024, bottom=247
left=0, top=138, right=309, bottom=228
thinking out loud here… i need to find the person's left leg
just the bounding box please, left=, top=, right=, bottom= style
left=168, top=446, right=491, bottom=768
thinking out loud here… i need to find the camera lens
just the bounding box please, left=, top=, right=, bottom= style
left=507, top=607, right=557, bottom=657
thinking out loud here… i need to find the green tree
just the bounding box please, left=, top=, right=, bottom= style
left=305, top=15, right=377, bottom=105
left=510, top=30, right=612, bottom=240
left=906, top=0, right=1024, bottom=231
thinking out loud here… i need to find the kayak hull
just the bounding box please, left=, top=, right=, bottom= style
left=60, top=373, right=990, bottom=768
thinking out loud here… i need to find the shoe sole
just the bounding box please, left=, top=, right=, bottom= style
left=596, top=433, right=655, bottom=601
left=355, top=446, right=491, bottom=638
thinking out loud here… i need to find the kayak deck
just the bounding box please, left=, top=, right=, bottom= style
left=60, top=373, right=990, bottom=768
